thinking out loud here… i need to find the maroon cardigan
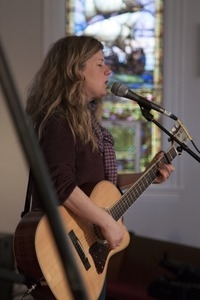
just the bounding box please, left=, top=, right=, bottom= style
left=31, top=115, right=105, bottom=209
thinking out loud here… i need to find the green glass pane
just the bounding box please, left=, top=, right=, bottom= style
left=109, top=125, right=137, bottom=173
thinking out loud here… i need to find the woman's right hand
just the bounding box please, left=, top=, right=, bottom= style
left=99, top=214, right=124, bottom=249
left=64, top=186, right=125, bottom=249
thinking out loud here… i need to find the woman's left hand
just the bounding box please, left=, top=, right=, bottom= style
left=150, top=151, right=175, bottom=184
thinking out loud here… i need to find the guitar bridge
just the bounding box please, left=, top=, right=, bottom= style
left=69, top=230, right=91, bottom=270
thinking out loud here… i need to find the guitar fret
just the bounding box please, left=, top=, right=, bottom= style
left=110, top=146, right=179, bottom=221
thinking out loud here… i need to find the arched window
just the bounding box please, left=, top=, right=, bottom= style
left=65, top=0, right=164, bottom=173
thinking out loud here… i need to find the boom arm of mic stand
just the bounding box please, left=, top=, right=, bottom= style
left=140, top=106, right=200, bottom=163
left=0, top=40, right=88, bottom=299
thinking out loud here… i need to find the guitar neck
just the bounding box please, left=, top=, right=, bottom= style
left=110, top=146, right=178, bottom=221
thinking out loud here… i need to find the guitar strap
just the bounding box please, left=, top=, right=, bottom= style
left=21, top=170, right=32, bottom=218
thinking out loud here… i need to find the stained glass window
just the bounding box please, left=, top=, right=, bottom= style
left=65, top=0, right=163, bottom=172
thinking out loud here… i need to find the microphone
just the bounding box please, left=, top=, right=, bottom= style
left=111, top=82, right=177, bottom=121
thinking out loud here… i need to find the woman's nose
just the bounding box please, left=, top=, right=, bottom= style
left=105, top=65, right=112, bottom=75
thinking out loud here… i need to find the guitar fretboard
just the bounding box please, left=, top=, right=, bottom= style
left=110, top=146, right=177, bottom=221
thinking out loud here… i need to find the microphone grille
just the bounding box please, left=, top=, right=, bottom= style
left=111, top=82, right=127, bottom=97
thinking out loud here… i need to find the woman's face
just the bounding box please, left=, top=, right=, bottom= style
left=81, top=50, right=112, bottom=100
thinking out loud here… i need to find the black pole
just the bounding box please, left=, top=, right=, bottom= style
left=0, top=39, right=88, bottom=300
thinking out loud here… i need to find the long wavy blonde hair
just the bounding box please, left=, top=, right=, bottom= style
left=26, top=35, right=104, bottom=149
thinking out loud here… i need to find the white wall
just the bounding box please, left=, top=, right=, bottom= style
left=0, top=1, right=42, bottom=235
left=0, top=0, right=65, bottom=233
left=0, top=0, right=200, bottom=248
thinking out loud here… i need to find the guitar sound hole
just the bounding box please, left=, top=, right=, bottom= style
left=93, top=225, right=105, bottom=241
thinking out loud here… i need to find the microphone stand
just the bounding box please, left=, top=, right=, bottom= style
left=0, top=40, right=88, bottom=299
left=140, top=106, right=200, bottom=163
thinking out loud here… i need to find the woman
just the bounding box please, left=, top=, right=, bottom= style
left=26, top=35, right=174, bottom=299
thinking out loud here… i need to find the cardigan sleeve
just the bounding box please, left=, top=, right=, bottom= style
left=39, top=115, right=77, bottom=204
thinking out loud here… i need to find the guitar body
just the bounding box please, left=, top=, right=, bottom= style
left=14, top=180, right=130, bottom=300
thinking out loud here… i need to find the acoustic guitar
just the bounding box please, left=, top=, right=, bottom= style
left=13, top=122, right=188, bottom=299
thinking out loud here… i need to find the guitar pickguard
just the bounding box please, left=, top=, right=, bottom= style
left=89, top=242, right=110, bottom=274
